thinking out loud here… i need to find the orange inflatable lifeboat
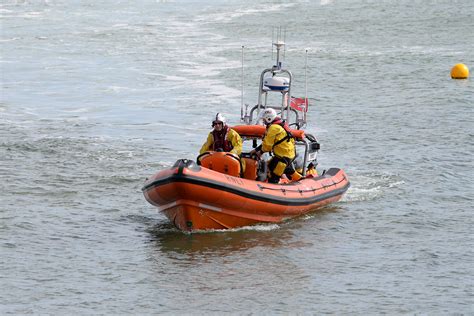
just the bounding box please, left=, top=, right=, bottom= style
left=142, top=39, right=350, bottom=232
left=142, top=124, right=350, bottom=232
left=142, top=157, right=349, bottom=232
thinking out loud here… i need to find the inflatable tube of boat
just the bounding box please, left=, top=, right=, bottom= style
left=232, top=125, right=305, bottom=140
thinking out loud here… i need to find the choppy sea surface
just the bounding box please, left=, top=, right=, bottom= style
left=1, top=0, right=473, bottom=314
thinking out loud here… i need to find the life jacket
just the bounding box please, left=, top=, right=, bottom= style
left=212, top=125, right=233, bottom=152
left=269, top=118, right=294, bottom=148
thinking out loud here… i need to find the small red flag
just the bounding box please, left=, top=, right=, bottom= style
left=290, top=97, right=309, bottom=112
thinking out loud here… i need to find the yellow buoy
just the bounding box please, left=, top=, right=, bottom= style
left=451, top=63, right=469, bottom=79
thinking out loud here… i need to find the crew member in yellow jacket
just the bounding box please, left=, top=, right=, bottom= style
left=251, top=108, right=302, bottom=183
left=199, top=113, right=243, bottom=156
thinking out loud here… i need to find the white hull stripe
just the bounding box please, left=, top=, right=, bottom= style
left=198, top=203, right=222, bottom=212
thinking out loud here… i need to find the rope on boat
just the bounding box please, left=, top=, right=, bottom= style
left=257, top=175, right=347, bottom=193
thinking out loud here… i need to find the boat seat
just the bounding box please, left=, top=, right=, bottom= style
left=241, top=157, right=258, bottom=180
left=240, top=153, right=267, bottom=181
left=198, top=152, right=242, bottom=178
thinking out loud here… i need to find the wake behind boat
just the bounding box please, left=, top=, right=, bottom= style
left=142, top=38, right=350, bottom=232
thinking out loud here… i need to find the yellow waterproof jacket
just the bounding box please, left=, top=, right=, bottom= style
left=262, top=124, right=296, bottom=159
left=199, top=128, right=243, bottom=155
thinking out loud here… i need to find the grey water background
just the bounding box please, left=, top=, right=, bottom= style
left=1, top=0, right=473, bottom=314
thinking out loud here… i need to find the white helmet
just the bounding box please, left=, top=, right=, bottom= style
left=260, top=108, right=277, bottom=125
left=212, top=112, right=226, bottom=126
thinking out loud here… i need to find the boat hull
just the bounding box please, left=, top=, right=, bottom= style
left=142, top=159, right=350, bottom=232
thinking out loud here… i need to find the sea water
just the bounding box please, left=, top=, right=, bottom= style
left=1, top=0, right=473, bottom=314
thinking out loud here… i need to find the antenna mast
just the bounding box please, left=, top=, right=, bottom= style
left=241, top=45, right=244, bottom=121
left=304, top=49, right=308, bottom=124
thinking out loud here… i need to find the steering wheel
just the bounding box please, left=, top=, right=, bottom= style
left=289, top=122, right=300, bottom=129
left=241, top=151, right=260, bottom=161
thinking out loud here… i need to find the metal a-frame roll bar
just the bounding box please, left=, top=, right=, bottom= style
left=241, top=40, right=307, bottom=130
left=240, top=38, right=317, bottom=176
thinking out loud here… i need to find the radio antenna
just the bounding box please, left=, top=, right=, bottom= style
left=241, top=45, right=245, bottom=121
left=304, top=49, right=308, bottom=123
